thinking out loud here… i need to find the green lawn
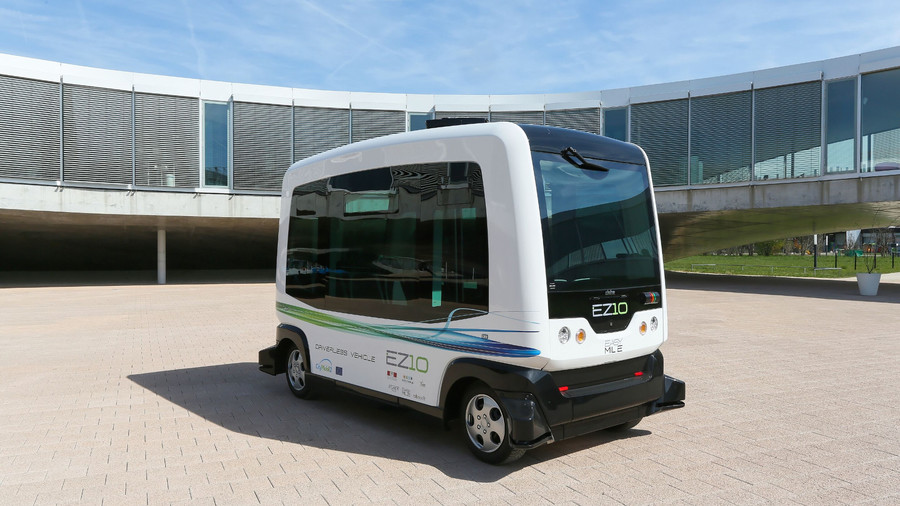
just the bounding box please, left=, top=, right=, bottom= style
left=664, top=253, right=900, bottom=278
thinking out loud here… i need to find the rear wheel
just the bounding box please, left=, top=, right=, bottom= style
left=285, top=343, right=312, bottom=399
left=460, top=383, right=525, bottom=464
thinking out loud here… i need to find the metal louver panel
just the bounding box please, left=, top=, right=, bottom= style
left=754, top=81, right=822, bottom=180
left=545, top=108, right=601, bottom=135
left=294, top=107, right=350, bottom=161
left=690, top=91, right=752, bottom=184
left=490, top=110, right=543, bottom=125
left=233, top=102, right=292, bottom=191
left=63, top=84, right=132, bottom=185
left=630, top=99, right=688, bottom=186
left=134, top=93, right=199, bottom=188
left=351, top=109, right=405, bottom=143
left=433, top=111, right=489, bottom=120
left=0, top=75, right=60, bottom=181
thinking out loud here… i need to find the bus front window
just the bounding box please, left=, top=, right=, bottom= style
left=531, top=151, right=660, bottom=292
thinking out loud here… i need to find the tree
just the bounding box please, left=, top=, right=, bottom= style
left=754, top=239, right=784, bottom=256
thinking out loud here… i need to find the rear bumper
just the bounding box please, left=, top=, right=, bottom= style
left=497, top=350, right=685, bottom=448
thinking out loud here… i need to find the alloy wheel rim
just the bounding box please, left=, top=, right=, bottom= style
left=464, top=394, right=506, bottom=453
left=288, top=349, right=305, bottom=390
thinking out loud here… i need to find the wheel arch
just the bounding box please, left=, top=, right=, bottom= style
left=273, top=324, right=310, bottom=375
left=439, top=358, right=539, bottom=423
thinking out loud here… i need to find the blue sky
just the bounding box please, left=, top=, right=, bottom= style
left=1, top=1, right=899, bottom=95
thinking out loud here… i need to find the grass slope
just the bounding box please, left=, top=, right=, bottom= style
left=664, top=254, right=900, bottom=278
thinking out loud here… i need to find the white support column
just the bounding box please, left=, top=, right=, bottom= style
left=157, top=229, right=166, bottom=285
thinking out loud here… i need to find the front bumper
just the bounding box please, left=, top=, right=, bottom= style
left=258, top=344, right=279, bottom=375
left=651, top=375, right=686, bottom=413
left=497, top=350, right=685, bottom=448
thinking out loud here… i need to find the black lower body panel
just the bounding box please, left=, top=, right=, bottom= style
left=258, top=345, right=278, bottom=375
left=501, top=350, right=685, bottom=445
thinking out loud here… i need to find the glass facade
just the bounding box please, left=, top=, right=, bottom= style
left=861, top=68, right=900, bottom=172
left=603, top=108, right=627, bottom=141
left=285, top=162, right=488, bottom=322
left=825, top=79, right=857, bottom=174
left=203, top=101, right=230, bottom=187
left=4, top=54, right=900, bottom=194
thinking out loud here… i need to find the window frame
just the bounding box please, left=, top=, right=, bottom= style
left=201, top=100, right=233, bottom=189
left=824, top=77, right=858, bottom=175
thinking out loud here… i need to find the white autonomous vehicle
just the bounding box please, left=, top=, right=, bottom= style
left=259, top=119, right=685, bottom=463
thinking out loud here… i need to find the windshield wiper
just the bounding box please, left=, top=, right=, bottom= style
left=561, top=147, right=609, bottom=172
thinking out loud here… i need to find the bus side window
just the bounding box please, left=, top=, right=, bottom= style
left=285, top=162, right=488, bottom=323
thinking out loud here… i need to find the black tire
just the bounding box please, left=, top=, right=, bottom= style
left=285, top=343, right=312, bottom=399
left=607, top=417, right=642, bottom=432
left=460, top=383, right=525, bottom=464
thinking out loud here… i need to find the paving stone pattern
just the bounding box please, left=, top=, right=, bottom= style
left=0, top=273, right=898, bottom=505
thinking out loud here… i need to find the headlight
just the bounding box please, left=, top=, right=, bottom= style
left=650, top=316, right=659, bottom=331
left=558, top=326, right=570, bottom=344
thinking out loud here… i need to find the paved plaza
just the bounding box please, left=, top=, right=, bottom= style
left=0, top=273, right=898, bottom=505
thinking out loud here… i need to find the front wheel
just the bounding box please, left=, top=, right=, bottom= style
left=460, top=383, right=525, bottom=464
left=285, top=343, right=312, bottom=399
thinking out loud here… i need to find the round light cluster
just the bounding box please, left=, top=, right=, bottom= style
left=640, top=316, right=660, bottom=335
left=575, top=329, right=586, bottom=344
left=559, top=315, right=660, bottom=346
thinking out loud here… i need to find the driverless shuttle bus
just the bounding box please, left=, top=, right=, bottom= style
left=259, top=122, right=685, bottom=463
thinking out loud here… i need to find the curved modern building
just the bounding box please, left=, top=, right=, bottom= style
left=1, top=47, right=899, bottom=281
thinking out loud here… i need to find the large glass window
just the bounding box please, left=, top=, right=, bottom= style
left=861, top=68, right=900, bottom=173
left=408, top=112, right=434, bottom=131
left=603, top=108, right=627, bottom=141
left=825, top=79, right=857, bottom=174
left=286, top=162, right=488, bottom=322
left=203, top=101, right=230, bottom=187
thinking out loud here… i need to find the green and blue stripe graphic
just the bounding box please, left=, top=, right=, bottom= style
left=277, top=302, right=540, bottom=357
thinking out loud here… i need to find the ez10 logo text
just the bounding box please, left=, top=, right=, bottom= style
left=386, top=350, right=429, bottom=373
left=592, top=302, right=628, bottom=318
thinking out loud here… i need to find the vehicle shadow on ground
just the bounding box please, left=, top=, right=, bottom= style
left=128, top=362, right=648, bottom=480
left=666, top=271, right=900, bottom=303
